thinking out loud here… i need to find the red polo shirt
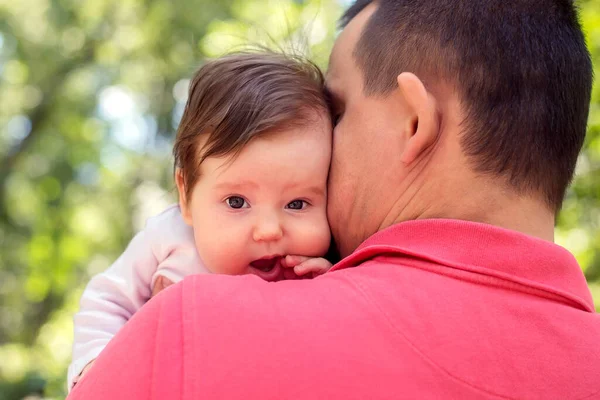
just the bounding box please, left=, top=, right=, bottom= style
left=68, top=219, right=600, bottom=399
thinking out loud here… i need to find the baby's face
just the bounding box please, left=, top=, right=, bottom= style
left=179, top=113, right=332, bottom=281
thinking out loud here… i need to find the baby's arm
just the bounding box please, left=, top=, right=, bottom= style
left=68, top=228, right=159, bottom=390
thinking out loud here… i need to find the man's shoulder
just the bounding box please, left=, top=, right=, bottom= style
left=179, top=272, right=357, bottom=311
left=170, top=271, right=387, bottom=331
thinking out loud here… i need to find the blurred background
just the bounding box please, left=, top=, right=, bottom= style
left=0, top=0, right=598, bottom=398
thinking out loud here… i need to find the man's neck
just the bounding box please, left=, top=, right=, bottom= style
left=380, top=166, right=556, bottom=243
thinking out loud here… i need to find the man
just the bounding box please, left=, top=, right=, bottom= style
left=68, top=1, right=599, bottom=399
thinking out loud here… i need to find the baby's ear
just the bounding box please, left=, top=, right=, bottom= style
left=175, top=169, right=193, bottom=226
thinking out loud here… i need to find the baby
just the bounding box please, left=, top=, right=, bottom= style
left=68, top=51, right=334, bottom=389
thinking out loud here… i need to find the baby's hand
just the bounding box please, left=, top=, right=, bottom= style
left=152, top=276, right=174, bottom=297
left=280, top=255, right=333, bottom=279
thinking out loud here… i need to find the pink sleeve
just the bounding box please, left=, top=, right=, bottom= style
left=67, top=283, right=184, bottom=400
left=68, top=228, right=159, bottom=389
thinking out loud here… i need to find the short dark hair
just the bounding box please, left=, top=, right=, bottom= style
left=173, top=51, right=328, bottom=200
left=342, top=0, right=592, bottom=210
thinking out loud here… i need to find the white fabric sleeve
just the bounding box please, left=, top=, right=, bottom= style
left=67, top=227, right=159, bottom=390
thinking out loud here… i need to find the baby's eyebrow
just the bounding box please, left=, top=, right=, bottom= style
left=287, top=184, right=326, bottom=198
left=214, top=180, right=259, bottom=191
left=215, top=181, right=325, bottom=198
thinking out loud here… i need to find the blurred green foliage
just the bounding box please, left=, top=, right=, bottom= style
left=0, top=0, right=342, bottom=398
left=0, top=0, right=598, bottom=398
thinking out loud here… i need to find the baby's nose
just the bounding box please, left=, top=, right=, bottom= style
left=252, top=215, right=283, bottom=242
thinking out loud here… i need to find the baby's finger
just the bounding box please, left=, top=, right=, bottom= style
left=282, top=268, right=299, bottom=280
left=282, top=255, right=311, bottom=268
left=294, top=258, right=332, bottom=276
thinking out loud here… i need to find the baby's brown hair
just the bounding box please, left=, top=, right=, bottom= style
left=173, top=51, right=330, bottom=200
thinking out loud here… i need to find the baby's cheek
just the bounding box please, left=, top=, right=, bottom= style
left=198, top=242, right=244, bottom=275
left=316, top=220, right=333, bottom=255
left=194, top=228, right=244, bottom=275
left=295, top=215, right=331, bottom=256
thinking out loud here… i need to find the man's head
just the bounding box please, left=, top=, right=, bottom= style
left=326, top=0, right=592, bottom=256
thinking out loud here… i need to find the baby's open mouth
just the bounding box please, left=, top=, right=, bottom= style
left=250, top=257, right=280, bottom=273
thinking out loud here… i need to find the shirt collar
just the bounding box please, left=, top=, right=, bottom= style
left=331, top=219, right=595, bottom=312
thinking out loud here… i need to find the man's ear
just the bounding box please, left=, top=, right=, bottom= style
left=175, top=169, right=193, bottom=226
left=396, top=72, right=440, bottom=165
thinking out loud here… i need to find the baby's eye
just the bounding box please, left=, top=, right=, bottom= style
left=226, top=196, right=249, bottom=209
left=286, top=200, right=307, bottom=210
